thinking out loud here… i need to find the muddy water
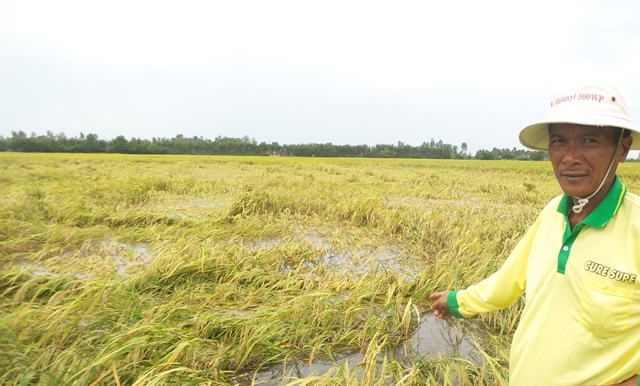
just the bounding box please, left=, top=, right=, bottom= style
left=245, top=314, right=480, bottom=384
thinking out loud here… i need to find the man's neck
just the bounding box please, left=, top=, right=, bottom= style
left=567, top=181, right=614, bottom=229
left=568, top=206, right=590, bottom=229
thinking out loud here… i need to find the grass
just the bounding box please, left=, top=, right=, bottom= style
left=3, top=152, right=640, bottom=385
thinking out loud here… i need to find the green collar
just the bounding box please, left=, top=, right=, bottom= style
left=556, top=175, right=627, bottom=228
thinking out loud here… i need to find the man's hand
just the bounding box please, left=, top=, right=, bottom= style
left=429, top=290, right=453, bottom=320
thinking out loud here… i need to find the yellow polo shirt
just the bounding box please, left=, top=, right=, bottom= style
left=447, top=176, right=640, bottom=385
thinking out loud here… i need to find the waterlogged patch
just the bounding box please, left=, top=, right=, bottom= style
left=243, top=231, right=417, bottom=281
left=12, top=239, right=154, bottom=279
left=102, top=239, right=153, bottom=276
left=14, top=259, right=96, bottom=280
left=244, top=314, right=481, bottom=384
left=246, top=238, right=281, bottom=250
left=410, top=313, right=480, bottom=361
left=14, top=258, right=59, bottom=278
left=318, top=248, right=417, bottom=280
left=298, top=231, right=333, bottom=249
left=246, top=231, right=333, bottom=251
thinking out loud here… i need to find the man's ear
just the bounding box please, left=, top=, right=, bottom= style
left=619, top=136, right=633, bottom=163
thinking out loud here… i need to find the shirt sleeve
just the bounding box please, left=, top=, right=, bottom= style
left=447, top=211, right=544, bottom=318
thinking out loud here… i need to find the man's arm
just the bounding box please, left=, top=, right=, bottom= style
left=427, top=209, right=546, bottom=319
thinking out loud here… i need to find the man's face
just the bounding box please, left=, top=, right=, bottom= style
left=548, top=123, right=632, bottom=198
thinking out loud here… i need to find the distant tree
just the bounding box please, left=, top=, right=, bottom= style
left=106, top=135, right=130, bottom=153
left=475, top=149, right=495, bottom=160
left=529, top=151, right=548, bottom=161
left=10, top=131, right=29, bottom=151
left=3, top=129, right=547, bottom=161
left=379, top=147, right=394, bottom=158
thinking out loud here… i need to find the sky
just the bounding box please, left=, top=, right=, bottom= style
left=2, top=0, right=640, bottom=154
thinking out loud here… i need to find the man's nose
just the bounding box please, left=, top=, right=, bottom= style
left=562, top=143, right=582, bottom=164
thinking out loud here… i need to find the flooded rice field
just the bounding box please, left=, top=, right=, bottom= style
left=11, top=229, right=487, bottom=385
left=0, top=154, right=572, bottom=384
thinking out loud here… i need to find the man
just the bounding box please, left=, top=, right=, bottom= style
left=430, top=83, right=640, bottom=385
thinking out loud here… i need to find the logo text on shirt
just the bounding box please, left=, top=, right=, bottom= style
left=584, top=260, right=637, bottom=284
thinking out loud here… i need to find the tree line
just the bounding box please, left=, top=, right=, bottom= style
left=0, top=131, right=548, bottom=160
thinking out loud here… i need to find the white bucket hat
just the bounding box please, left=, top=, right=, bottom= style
left=519, top=83, right=640, bottom=151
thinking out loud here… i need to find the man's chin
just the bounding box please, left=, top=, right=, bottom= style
left=559, top=184, right=593, bottom=198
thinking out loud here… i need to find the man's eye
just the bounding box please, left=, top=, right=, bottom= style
left=584, top=138, right=598, bottom=144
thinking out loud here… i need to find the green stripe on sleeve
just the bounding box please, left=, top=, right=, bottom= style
left=447, top=290, right=464, bottom=319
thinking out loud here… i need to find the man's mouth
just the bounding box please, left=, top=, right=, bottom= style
left=560, top=171, right=588, bottom=179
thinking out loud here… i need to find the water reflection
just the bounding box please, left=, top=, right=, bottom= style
left=408, top=313, right=479, bottom=362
